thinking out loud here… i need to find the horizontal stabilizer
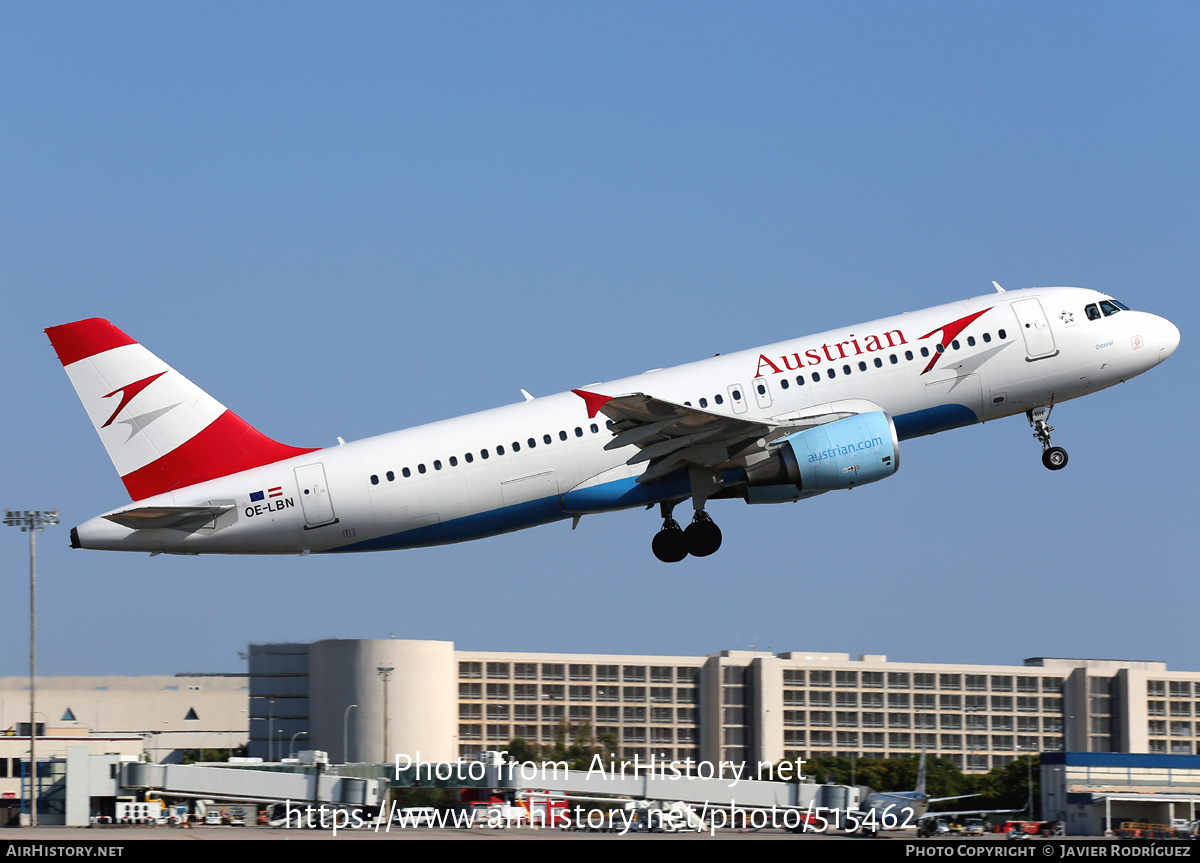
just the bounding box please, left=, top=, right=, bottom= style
left=103, top=505, right=234, bottom=531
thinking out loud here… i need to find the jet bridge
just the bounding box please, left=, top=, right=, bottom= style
left=120, top=761, right=385, bottom=809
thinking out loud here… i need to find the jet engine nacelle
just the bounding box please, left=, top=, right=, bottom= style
left=743, top=411, right=899, bottom=501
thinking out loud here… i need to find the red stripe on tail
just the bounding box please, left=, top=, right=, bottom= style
left=45, top=319, right=138, bottom=366
left=121, top=410, right=319, bottom=500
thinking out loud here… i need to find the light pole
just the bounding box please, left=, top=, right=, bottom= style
left=154, top=721, right=170, bottom=762
left=231, top=708, right=246, bottom=759
left=377, top=667, right=394, bottom=763
left=289, top=731, right=308, bottom=758
left=343, top=704, right=358, bottom=764
left=5, top=508, right=58, bottom=828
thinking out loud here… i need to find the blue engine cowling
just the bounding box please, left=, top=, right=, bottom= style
left=744, top=411, right=899, bottom=498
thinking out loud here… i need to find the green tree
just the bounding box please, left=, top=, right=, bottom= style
left=180, top=746, right=248, bottom=764
left=506, top=736, right=540, bottom=764
left=508, top=722, right=610, bottom=771
left=964, top=755, right=1037, bottom=818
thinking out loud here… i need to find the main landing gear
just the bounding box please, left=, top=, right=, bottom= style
left=652, top=500, right=723, bottom=562
left=1028, top=404, right=1068, bottom=471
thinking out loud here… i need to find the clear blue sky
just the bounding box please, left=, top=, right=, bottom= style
left=2, top=2, right=1195, bottom=677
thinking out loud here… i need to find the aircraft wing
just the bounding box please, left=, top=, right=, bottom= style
left=573, top=389, right=887, bottom=484
left=103, top=505, right=234, bottom=531
left=573, top=390, right=774, bottom=483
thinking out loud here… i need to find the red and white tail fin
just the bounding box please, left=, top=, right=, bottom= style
left=46, top=318, right=317, bottom=501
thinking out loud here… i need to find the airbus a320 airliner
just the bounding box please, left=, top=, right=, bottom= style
left=48, top=284, right=1178, bottom=562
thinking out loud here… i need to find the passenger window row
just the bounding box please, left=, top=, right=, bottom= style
left=688, top=394, right=727, bottom=409
left=370, top=323, right=1021, bottom=485
left=370, top=421, right=611, bottom=485
left=686, top=330, right=1010, bottom=399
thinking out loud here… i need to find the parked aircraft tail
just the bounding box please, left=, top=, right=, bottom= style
left=46, top=318, right=316, bottom=501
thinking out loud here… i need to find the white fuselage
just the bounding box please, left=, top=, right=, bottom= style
left=72, top=287, right=1178, bottom=554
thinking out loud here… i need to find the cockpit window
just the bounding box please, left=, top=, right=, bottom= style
left=1111, top=299, right=1131, bottom=311
left=1100, top=300, right=1123, bottom=317
left=1085, top=303, right=1101, bottom=321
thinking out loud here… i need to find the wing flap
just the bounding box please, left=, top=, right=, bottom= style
left=574, top=389, right=774, bottom=483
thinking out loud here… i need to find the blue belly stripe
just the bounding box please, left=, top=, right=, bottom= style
left=559, top=472, right=692, bottom=514
left=328, top=494, right=570, bottom=552
left=893, top=404, right=978, bottom=439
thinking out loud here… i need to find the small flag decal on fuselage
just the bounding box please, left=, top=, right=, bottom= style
left=249, top=487, right=284, bottom=502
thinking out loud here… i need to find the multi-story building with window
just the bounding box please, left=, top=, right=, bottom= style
left=247, top=641, right=1200, bottom=773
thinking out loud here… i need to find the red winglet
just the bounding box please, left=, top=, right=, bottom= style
left=572, top=389, right=612, bottom=419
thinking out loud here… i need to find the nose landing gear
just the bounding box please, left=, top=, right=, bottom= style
left=1029, top=405, right=1068, bottom=471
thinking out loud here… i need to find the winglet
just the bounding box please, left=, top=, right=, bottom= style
left=992, top=280, right=1006, bottom=293
left=571, top=389, right=612, bottom=419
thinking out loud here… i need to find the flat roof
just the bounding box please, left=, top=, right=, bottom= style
left=1043, top=752, right=1200, bottom=769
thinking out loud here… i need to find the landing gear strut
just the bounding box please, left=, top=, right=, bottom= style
left=1028, top=405, right=1068, bottom=471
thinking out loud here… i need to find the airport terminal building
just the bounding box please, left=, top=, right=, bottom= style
left=7, top=644, right=1199, bottom=831
left=248, top=640, right=1200, bottom=773
left=0, top=672, right=249, bottom=811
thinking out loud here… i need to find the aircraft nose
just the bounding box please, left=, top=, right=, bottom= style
left=1157, top=317, right=1180, bottom=363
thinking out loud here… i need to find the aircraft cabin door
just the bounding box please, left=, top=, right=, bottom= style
left=1010, top=298, right=1058, bottom=360
left=294, top=463, right=338, bottom=528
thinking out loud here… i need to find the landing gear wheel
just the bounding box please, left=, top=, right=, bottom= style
left=684, top=513, right=722, bottom=557
left=1042, top=446, right=1068, bottom=471
left=652, top=520, right=688, bottom=563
